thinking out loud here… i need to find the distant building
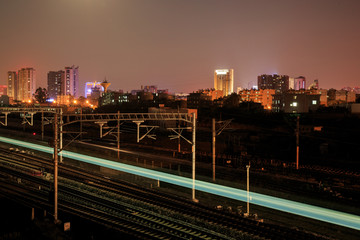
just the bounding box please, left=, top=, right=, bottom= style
left=187, top=92, right=211, bottom=109
left=85, top=82, right=104, bottom=98
left=7, top=71, right=17, bottom=99
left=18, top=68, right=36, bottom=102
left=0, top=95, right=9, bottom=106
left=294, top=76, right=306, bottom=90
left=238, top=89, right=275, bottom=110
left=56, top=94, right=74, bottom=105
left=131, top=85, right=168, bottom=95
left=289, top=77, right=295, bottom=90
left=64, top=66, right=79, bottom=97
left=257, top=74, right=289, bottom=94
left=47, top=66, right=79, bottom=100
left=308, top=79, right=319, bottom=90
left=47, top=70, right=65, bottom=100
left=272, top=90, right=320, bottom=113
left=214, top=69, right=234, bottom=96
left=142, top=85, right=157, bottom=93
left=341, top=86, right=360, bottom=94
left=174, top=93, right=189, bottom=101
left=186, top=89, right=223, bottom=108
left=0, top=85, right=7, bottom=96
left=327, top=89, right=356, bottom=106
left=311, top=89, right=328, bottom=106
left=100, top=91, right=129, bottom=106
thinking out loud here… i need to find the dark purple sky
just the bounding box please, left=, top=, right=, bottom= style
left=1, top=0, right=359, bottom=95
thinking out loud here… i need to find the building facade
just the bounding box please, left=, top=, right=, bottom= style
left=238, top=89, right=275, bottom=110
left=214, top=69, right=234, bottom=96
left=272, top=90, right=320, bottom=113
left=17, top=68, right=36, bottom=102
left=47, top=70, right=65, bottom=100
left=294, top=76, right=306, bottom=90
left=85, top=82, right=104, bottom=98
left=327, top=89, right=356, bottom=106
left=257, top=74, right=289, bottom=93
left=0, top=85, right=7, bottom=96
left=7, top=71, right=17, bottom=99
left=64, top=66, right=79, bottom=97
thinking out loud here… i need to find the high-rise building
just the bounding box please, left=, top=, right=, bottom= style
left=47, top=66, right=79, bottom=100
left=47, top=70, right=65, bottom=100
left=257, top=74, right=289, bottom=93
left=294, top=76, right=306, bottom=90
left=18, top=68, right=36, bottom=102
left=7, top=71, right=17, bottom=99
left=64, top=66, right=79, bottom=97
left=214, top=69, right=234, bottom=96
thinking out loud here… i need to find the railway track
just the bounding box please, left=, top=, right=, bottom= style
left=0, top=147, right=328, bottom=240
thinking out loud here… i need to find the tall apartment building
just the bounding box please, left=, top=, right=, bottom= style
left=214, top=69, right=234, bottom=96
left=17, top=68, right=36, bottom=102
left=64, top=66, right=79, bottom=97
left=47, top=66, right=79, bottom=100
left=257, top=74, right=289, bottom=93
left=47, top=70, right=65, bottom=100
left=7, top=71, right=17, bottom=99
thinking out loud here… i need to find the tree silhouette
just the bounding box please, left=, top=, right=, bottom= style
left=34, top=87, right=48, bottom=103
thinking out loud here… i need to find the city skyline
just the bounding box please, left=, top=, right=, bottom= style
left=1, top=0, right=360, bottom=94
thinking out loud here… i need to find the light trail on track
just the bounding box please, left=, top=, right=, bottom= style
left=1, top=136, right=359, bottom=231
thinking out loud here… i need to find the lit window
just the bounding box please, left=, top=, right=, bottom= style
left=312, top=100, right=317, bottom=105
left=293, top=102, right=297, bottom=107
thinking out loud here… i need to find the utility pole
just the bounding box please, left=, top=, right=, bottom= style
left=296, top=115, right=299, bottom=170
left=117, top=111, right=120, bottom=160
left=80, top=108, right=83, bottom=140
left=178, top=106, right=181, bottom=153
left=59, top=108, right=63, bottom=163
left=211, top=118, right=232, bottom=182
left=245, top=163, right=250, bottom=217
left=41, top=112, right=44, bottom=141
left=53, top=112, right=59, bottom=223
left=192, top=112, right=198, bottom=202
left=212, top=118, right=216, bottom=182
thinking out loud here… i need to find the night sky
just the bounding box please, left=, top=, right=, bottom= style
left=1, top=0, right=359, bottom=95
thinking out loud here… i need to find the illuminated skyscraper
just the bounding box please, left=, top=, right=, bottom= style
left=47, top=66, right=79, bottom=100
left=7, top=71, right=17, bottom=99
left=214, top=69, right=234, bottom=96
left=64, top=65, right=79, bottom=97
left=18, top=68, right=36, bottom=102
left=47, top=70, right=65, bottom=100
